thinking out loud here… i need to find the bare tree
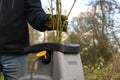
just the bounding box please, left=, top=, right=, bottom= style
left=65, top=0, right=120, bottom=64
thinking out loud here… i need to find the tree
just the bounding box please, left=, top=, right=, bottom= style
left=65, top=0, right=120, bottom=64
left=65, top=0, right=120, bottom=79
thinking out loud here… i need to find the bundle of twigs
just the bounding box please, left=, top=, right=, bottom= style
left=46, top=0, right=76, bottom=43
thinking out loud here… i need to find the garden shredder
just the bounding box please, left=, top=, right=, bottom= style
left=19, top=43, right=84, bottom=80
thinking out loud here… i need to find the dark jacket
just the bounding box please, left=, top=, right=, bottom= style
left=0, top=0, right=50, bottom=54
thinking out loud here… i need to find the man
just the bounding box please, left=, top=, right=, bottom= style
left=0, top=0, right=67, bottom=80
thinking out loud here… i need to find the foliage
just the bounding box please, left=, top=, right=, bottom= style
left=0, top=73, right=4, bottom=80
left=64, top=0, right=120, bottom=79
left=27, top=0, right=120, bottom=79
left=84, top=53, right=120, bottom=80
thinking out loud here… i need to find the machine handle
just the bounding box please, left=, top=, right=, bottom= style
left=24, top=43, right=80, bottom=54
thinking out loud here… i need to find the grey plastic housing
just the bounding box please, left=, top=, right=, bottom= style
left=19, top=43, right=84, bottom=80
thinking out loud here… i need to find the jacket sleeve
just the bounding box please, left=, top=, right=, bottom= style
left=24, top=0, right=50, bottom=31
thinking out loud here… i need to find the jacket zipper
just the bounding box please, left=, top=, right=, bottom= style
left=0, top=0, right=3, bottom=12
left=12, top=0, right=14, bottom=8
left=0, top=0, right=14, bottom=12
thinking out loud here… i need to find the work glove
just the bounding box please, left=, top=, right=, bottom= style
left=45, top=14, right=68, bottom=32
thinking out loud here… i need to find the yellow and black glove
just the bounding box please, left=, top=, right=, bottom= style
left=45, top=14, right=68, bottom=32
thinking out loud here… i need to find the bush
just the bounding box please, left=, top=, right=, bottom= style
left=83, top=53, right=120, bottom=80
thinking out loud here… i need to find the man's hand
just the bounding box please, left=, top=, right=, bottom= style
left=45, top=14, right=68, bottom=32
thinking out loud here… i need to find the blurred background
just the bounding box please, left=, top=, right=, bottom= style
left=28, top=0, right=120, bottom=80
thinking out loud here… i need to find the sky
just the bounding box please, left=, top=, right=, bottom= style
left=41, top=0, right=120, bottom=28
left=41, top=0, right=120, bottom=19
left=41, top=0, right=86, bottom=19
left=37, top=0, right=120, bottom=42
